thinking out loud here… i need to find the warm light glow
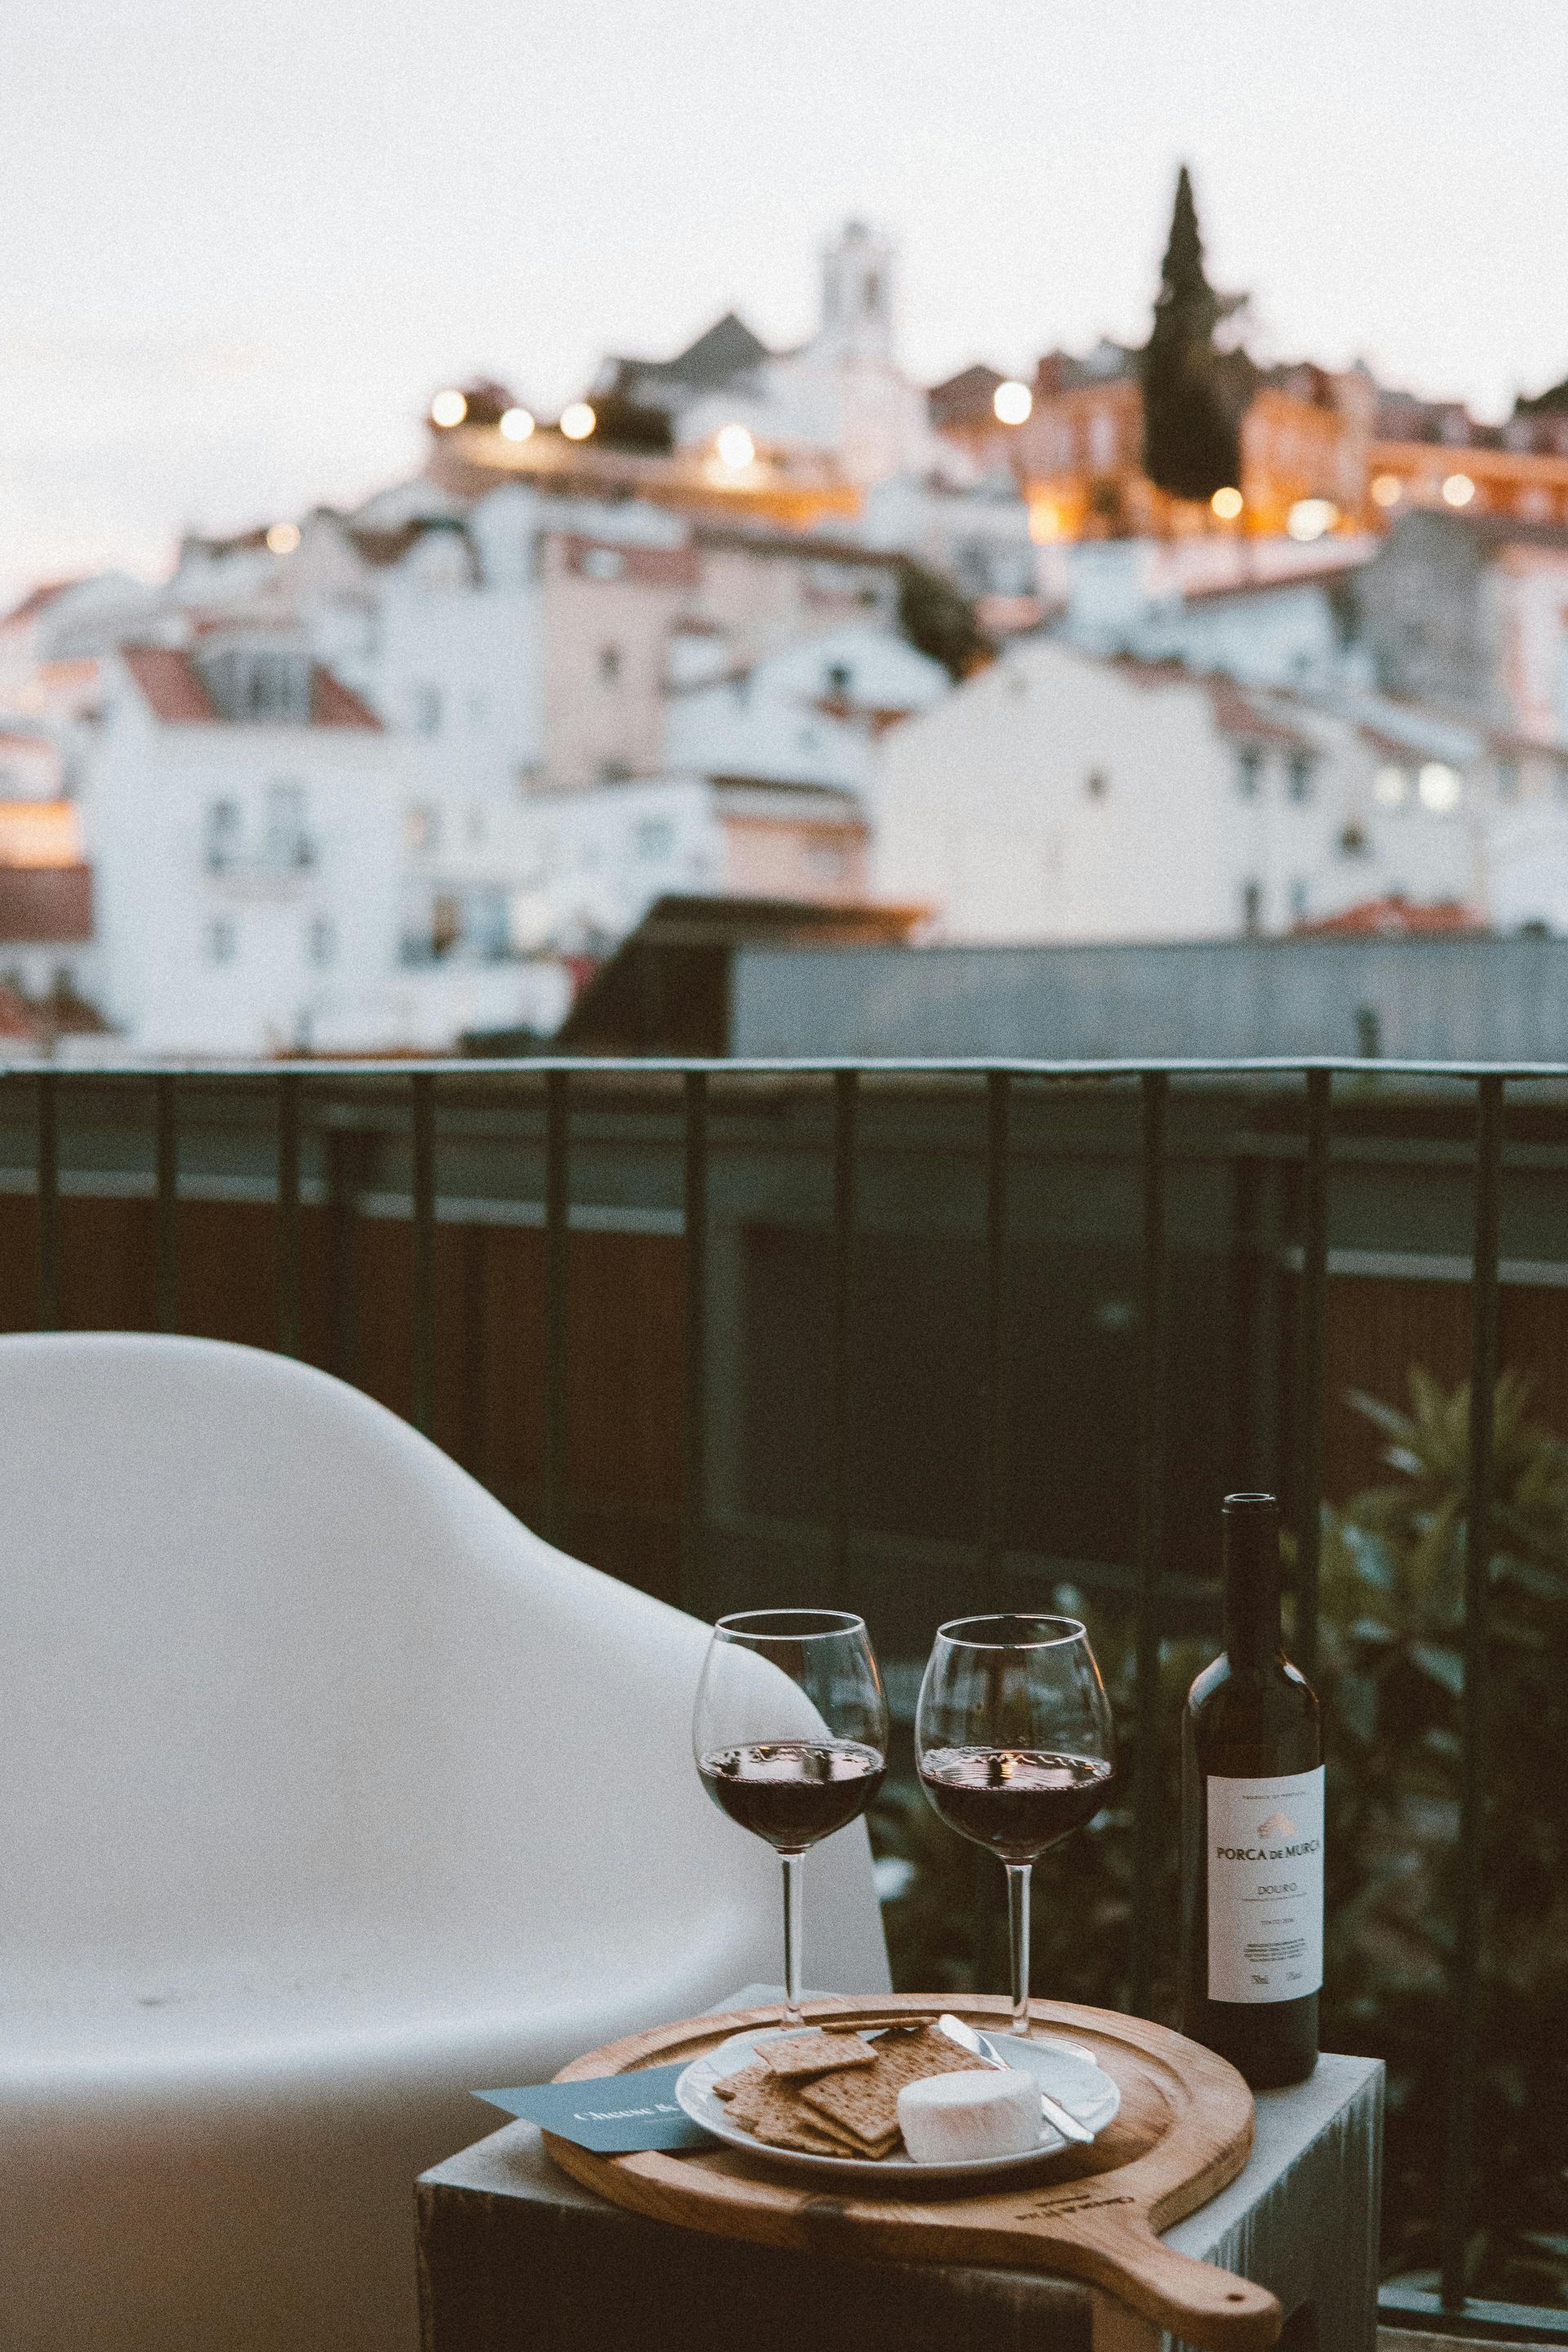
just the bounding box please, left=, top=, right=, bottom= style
left=1027, top=497, right=1062, bottom=545
left=1418, top=761, right=1463, bottom=812
left=1442, top=473, right=1477, bottom=509
left=1210, top=486, right=1244, bottom=521
left=993, top=379, right=1033, bottom=426
left=559, top=402, right=597, bottom=441
left=1370, top=474, right=1403, bottom=509
left=265, top=522, right=301, bottom=555
left=430, top=389, right=468, bottom=428
left=1374, top=765, right=1408, bottom=806
left=499, top=406, right=535, bottom=442
left=1287, top=497, right=1339, bottom=542
left=715, top=423, right=756, bottom=470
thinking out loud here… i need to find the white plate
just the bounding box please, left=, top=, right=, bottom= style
left=675, top=2022, right=1121, bottom=2186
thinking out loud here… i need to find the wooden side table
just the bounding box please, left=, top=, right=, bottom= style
left=416, top=1990, right=1382, bottom=2352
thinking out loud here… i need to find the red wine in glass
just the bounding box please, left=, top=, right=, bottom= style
left=699, top=1740, right=887, bottom=1849
left=918, top=1747, right=1114, bottom=1862
left=693, top=1611, right=888, bottom=2029
left=915, top=1615, right=1115, bottom=2035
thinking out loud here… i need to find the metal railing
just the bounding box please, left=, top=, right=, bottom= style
left=4, top=1050, right=1566, bottom=2342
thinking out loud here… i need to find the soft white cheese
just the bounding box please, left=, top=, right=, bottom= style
left=897, top=2066, right=1042, bottom=2163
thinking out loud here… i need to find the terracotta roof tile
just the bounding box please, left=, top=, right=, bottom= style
left=122, top=645, right=217, bottom=722
left=310, top=668, right=382, bottom=728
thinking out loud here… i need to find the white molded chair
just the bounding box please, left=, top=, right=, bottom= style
left=0, top=1333, right=889, bottom=2352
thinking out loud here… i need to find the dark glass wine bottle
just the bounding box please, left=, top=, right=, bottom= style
left=1181, top=1492, right=1321, bottom=2088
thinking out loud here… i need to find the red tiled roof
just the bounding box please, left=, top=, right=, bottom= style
left=310, top=669, right=382, bottom=728
left=1, top=578, right=82, bottom=630
left=122, top=645, right=217, bottom=722
left=1296, top=895, right=1480, bottom=938
left=1205, top=676, right=1318, bottom=750
left=0, top=864, right=92, bottom=943
left=121, top=644, right=382, bottom=730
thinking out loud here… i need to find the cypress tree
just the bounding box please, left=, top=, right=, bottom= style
left=1141, top=167, right=1245, bottom=503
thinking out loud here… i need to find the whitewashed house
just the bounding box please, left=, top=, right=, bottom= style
left=85, top=635, right=566, bottom=1054
left=871, top=640, right=1488, bottom=943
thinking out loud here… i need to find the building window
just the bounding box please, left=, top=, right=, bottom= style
left=599, top=644, right=621, bottom=686
left=1339, top=822, right=1369, bottom=857
left=1241, top=880, right=1263, bottom=936
left=1235, top=746, right=1263, bottom=799
left=307, top=914, right=336, bottom=968
left=206, top=918, right=236, bottom=965
left=1286, top=751, right=1316, bottom=802
left=634, top=817, right=675, bottom=862
left=432, top=893, right=461, bottom=957
left=205, top=799, right=242, bottom=872
left=411, top=684, right=443, bottom=736
left=1085, top=768, right=1109, bottom=800
left=265, top=781, right=311, bottom=868
left=1289, top=879, right=1309, bottom=924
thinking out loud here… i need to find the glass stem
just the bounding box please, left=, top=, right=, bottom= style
left=781, top=1850, right=805, bottom=2029
left=1005, top=1861, right=1032, bottom=2036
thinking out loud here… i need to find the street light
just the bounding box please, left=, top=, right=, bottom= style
left=430, top=389, right=468, bottom=428
left=559, top=403, right=596, bottom=442
left=499, top=407, right=535, bottom=442
left=993, top=380, right=1032, bottom=425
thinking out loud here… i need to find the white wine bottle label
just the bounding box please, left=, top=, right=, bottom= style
left=1206, top=1766, right=1324, bottom=2004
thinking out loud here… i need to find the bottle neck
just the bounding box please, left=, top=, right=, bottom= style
left=1222, top=1501, right=1285, bottom=1668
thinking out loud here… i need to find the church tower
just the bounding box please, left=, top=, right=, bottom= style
left=819, top=220, right=896, bottom=363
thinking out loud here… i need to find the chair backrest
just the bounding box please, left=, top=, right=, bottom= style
left=0, top=1333, right=812, bottom=1996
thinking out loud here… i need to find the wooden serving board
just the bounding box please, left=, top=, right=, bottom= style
left=542, top=1995, right=1281, bottom=2352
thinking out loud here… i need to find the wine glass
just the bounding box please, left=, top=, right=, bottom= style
left=694, top=1610, right=889, bottom=2030
left=915, top=1614, right=1114, bottom=2037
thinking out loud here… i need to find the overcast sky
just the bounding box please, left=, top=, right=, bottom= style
left=2, top=0, right=1565, bottom=603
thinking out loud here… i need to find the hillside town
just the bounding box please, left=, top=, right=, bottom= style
left=4, top=180, right=1567, bottom=1058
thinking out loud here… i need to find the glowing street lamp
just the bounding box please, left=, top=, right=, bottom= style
left=265, top=522, right=301, bottom=555
left=430, top=388, right=468, bottom=428
left=1370, top=474, right=1402, bottom=508
left=1210, top=486, right=1244, bottom=521
left=993, top=379, right=1032, bottom=425
left=1442, top=473, right=1476, bottom=508
left=715, top=424, right=755, bottom=470
left=499, top=406, right=535, bottom=442
left=559, top=403, right=596, bottom=442
left=1287, top=497, right=1339, bottom=542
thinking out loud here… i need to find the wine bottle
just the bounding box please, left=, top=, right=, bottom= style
left=1181, top=1492, right=1321, bottom=2088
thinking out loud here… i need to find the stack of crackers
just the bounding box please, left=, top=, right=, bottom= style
left=712, top=2022, right=978, bottom=2160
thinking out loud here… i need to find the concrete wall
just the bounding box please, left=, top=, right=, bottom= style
left=730, top=933, right=1568, bottom=1062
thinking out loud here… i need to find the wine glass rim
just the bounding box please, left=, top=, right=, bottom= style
left=714, top=1607, right=868, bottom=1641
left=933, top=1611, right=1089, bottom=1650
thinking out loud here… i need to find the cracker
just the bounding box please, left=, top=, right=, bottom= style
left=713, top=2058, right=766, bottom=2105
left=737, top=2075, right=871, bottom=2156
left=760, top=2030, right=877, bottom=2080
left=800, top=2023, right=976, bottom=2149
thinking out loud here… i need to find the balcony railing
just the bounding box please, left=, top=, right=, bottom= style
left=3, top=1052, right=1566, bottom=2345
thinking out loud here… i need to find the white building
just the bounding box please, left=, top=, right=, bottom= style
left=595, top=222, right=942, bottom=488
left=510, top=623, right=945, bottom=951
left=85, top=636, right=566, bottom=1054
left=871, top=639, right=1491, bottom=944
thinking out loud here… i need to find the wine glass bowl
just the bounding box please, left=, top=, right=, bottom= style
left=694, top=1610, right=888, bottom=2028
left=916, top=1613, right=1114, bottom=2033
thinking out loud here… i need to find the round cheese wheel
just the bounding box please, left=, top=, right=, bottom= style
left=896, top=2065, right=1042, bottom=2163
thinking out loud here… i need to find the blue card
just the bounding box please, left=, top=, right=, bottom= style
left=475, top=2063, right=716, bottom=2153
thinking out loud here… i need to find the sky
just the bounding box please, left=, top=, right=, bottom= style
left=2, top=0, right=1566, bottom=604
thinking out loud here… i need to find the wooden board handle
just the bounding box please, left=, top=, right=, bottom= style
left=1062, top=2212, right=1283, bottom=2351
